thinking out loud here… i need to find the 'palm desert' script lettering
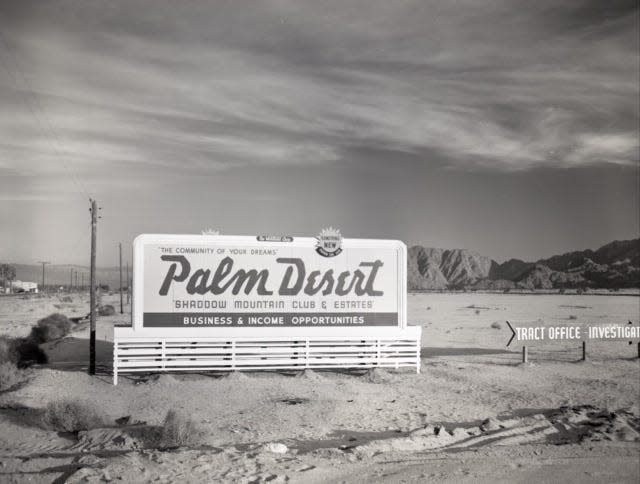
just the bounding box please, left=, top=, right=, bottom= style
left=158, top=255, right=384, bottom=297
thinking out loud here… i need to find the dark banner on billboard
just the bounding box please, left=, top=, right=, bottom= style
left=143, top=312, right=398, bottom=327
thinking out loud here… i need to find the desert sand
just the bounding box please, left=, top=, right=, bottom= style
left=0, top=292, right=638, bottom=483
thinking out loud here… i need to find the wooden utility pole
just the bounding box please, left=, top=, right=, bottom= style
left=89, top=199, right=98, bottom=375
left=37, top=261, right=49, bottom=291
left=119, top=243, right=124, bottom=314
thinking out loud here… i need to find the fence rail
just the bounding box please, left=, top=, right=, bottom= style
left=113, top=334, right=421, bottom=384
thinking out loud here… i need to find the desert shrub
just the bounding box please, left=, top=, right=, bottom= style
left=42, top=399, right=104, bottom=432
left=14, top=338, right=48, bottom=366
left=0, top=336, right=47, bottom=367
left=0, top=362, right=23, bottom=391
left=158, top=409, right=198, bottom=448
left=30, top=313, right=72, bottom=343
left=98, top=305, right=116, bottom=316
left=568, top=315, right=577, bottom=320
left=490, top=321, right=502, bottom=329
left=0, top=336, right=17, bottom=365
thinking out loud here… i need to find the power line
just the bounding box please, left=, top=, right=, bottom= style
left=0, top=27, right=90, bottom=199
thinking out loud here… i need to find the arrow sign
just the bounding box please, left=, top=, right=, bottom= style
left=506, top=321, right=516, bottom=347
left=505, top=321, right=639, bottom=347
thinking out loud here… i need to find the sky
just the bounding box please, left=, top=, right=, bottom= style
left=0, top=0, right=638, bottom=266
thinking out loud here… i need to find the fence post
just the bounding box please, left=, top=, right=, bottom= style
left=305, top=339, right=310, bottom=369
left=113, top=341, right=118, bottom=385
left=231, top=340, right=236, bottom=370
left=522, top=346, right=528, bottom=363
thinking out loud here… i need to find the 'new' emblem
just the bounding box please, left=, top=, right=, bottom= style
left=315, top=227, right=343, bottom=257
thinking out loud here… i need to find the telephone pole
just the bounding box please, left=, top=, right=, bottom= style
left=89, top=199, right=99, bottom=375
left=119, top=243, right=124, bottom=314
left=37, top=261, right=50, bottom=292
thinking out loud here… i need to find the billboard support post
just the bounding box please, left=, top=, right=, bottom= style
left=119, top=242, right=124, bottom=314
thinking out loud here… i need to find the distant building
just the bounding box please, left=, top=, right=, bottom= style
left=11, top=280, right=38, bottom=293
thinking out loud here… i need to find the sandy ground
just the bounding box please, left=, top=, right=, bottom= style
left=0, top=292, right=638, bottom=483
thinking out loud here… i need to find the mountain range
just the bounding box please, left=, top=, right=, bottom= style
left=6, top=238, right=639, bottom=291
left=408, top=238, right=639, bottom=291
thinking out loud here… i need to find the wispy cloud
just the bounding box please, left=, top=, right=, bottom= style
left=0, top=0, right=637, bottom=198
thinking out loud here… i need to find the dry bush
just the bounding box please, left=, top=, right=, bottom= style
left=0, top=336, right=17, bottom=365
left=0, top=362, right=23, bottom=391
left=490, top=321, right=502, bottom=329
left=158, top=409, right=199, bottom=448
left=0, top=336, right=47, bottom=367
left=98, top=305, right=116, bottom=316
left=30, top=313, right=72, bottom=343
left=42, top=399, right=104, bottom=433
left=15, top=338, right=48, bottom=366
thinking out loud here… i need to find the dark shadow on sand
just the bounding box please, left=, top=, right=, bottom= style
left=421, top=347, right=514, bottom=358
left=41, top=337, right=113, bottom=369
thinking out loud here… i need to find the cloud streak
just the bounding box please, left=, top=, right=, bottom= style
left=0, top=0, right=637, bottom=198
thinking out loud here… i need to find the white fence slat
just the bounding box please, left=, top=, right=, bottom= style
left=113, top=330, right=421, bottom=384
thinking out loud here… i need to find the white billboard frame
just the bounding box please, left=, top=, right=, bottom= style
left=130, top=233, right=408, bottom=336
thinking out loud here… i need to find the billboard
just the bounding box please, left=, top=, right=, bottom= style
left=132, top=234, right=407, bottom=330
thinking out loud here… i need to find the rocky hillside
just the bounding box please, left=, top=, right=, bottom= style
left=408, top=238, right=640, bottom=290
left=408, top=247, right=492, bottom=290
